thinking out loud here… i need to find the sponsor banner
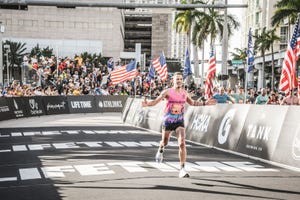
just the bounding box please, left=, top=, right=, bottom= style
left=214, top=104, right=250, bottom=149
left=43, top=96, right=69, bottom=115
left=122, top=97, right=134, bottom=122
left=185, top=104, right=232, bottom=147
left=124, top=98, right=143, bottom=125
left=22, top=97, right=46, bottom=117
left=236, top=105, right=288, bottom=160
left=67, top=96, right=96, bottom=113
left=185, top=104, right=249, bottom=150
left=0, top=98, right=15, bottom=121
left=6, top=97, right=29, bottom=118
left=95, top=95, right=128, bottom=113
left=135, top=100, right=165, bottom=133
left=272, top=106, right=300, bottom=168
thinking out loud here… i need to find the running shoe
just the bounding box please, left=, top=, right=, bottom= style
left=179, top=167, right=190, bottom=178
left=155, top=149, right=163, bottom=163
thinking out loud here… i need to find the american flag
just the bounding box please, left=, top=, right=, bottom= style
left=147, top=61, right=155, bottom=82
left=279, top=15, right=300, bottom=94
left=183, top=47, right=193, bottom=79
left=247, top=28, right=254, bottom=72
left=152, top=53, right=168, bottom=81
left=107, top=58, right=114, bottom=69
left=205, top=46, right=216, bottom=98
left=110, top=60, right=138, bottom=85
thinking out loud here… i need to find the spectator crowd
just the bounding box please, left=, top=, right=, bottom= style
left=1, top=54, right=299, bottom=105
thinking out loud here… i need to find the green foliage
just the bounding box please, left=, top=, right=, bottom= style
left=41, top=46, right=54, bottom=58
left=3, top=40, right=27, bottom=67
left=30, top=44, right=54, bottom=59
left=271, top=0, right=300, bottom=27
left=30, top=44, right=42, bottom=58
left=230, top=48, right=247, bottom=60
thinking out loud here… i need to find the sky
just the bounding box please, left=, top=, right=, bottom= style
left=228, top=0, right=245, bottom=57
left=195, top=0, right=246, bottom=77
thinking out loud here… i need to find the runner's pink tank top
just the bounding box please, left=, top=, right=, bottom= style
left=163, top=88, right=187, bottom=125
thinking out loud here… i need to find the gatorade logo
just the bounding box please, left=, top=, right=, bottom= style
left=292, top=126, right=300, bottom=160
left=218, top=109, right=236, bottom=145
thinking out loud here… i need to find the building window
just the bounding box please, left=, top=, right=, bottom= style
left=280, top=26, right=288, bottom=43
left=256, top=0, right=260, bottom=7
left=280, top=26, right=288, bottom=50
left=255, top=12, right=260, bottom=25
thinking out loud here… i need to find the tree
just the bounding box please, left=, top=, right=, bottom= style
left=41, top=46, right=54, bottom=58
left=173, top=0, right=205, bottom=80
left=253, top=27, right=280, bottom=90
left=230, top=48, right=247, bottom=60
left=30, top=44, right=42, bottom=59
left=3, top=40, right=27, bottom=82
left=271, top=0, right=300, bottom=43
left=271, top=0, right=300, bottom=27
left=192, top=1, right=240, bottom=49
left=191, top=0, right=239, bottom=86
left=266, top=29, right=280, bottom=91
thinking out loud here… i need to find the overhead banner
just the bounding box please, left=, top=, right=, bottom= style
left=95, top=95, right=128, bottom=113
left=0, top=98, right=15, bottom=121
left=43, top=96, right=69, bottom=115
left=236, top=105, right=288, bottom=160
left=272, top=106, right=300, bottom=168
left=67, top=96, right=97, bottom=113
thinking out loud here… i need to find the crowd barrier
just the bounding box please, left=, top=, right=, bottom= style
left=122, top=97, right=300, bottom=170
left=0, top=95, right=128, bottom=121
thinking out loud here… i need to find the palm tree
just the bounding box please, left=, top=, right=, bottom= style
left=253, top=28, right=280, bottom=90
left=271, top=0, right=300, bottom=27
left=191, top=0, right=239, bottom=86
left=173, top=0, right=205, bottom=80
left=266, top=29, right=280, bottom=91
left=3, top=40, right=27, bottom=82
left=192, top=2, right=239, bottom=48
left=230, top=48, right=247, bottom=60
left=253, top=28, right=268, bottom=88
left=271, top=0, right=300, bottom=42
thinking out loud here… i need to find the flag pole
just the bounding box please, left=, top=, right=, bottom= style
left=244, top=61, right=247, bottom=104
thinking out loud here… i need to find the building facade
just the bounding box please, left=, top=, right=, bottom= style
left=0, top=0, right=125, bottom=59
left=244, top=0, right=290, bottom=90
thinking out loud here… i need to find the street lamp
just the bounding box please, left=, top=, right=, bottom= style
left=3, top=44, right=10, bottom=84
left=221, top=0, right=228, bottom=88
left=0, top=21, right=4, bottom=86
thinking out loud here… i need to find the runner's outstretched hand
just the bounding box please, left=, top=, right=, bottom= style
left=142, top=97, right=148, bottom=107
left=206, top=98, right=217, bottom=105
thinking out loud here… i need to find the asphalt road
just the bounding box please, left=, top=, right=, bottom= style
left=0, top=113, right=299, bottom=200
